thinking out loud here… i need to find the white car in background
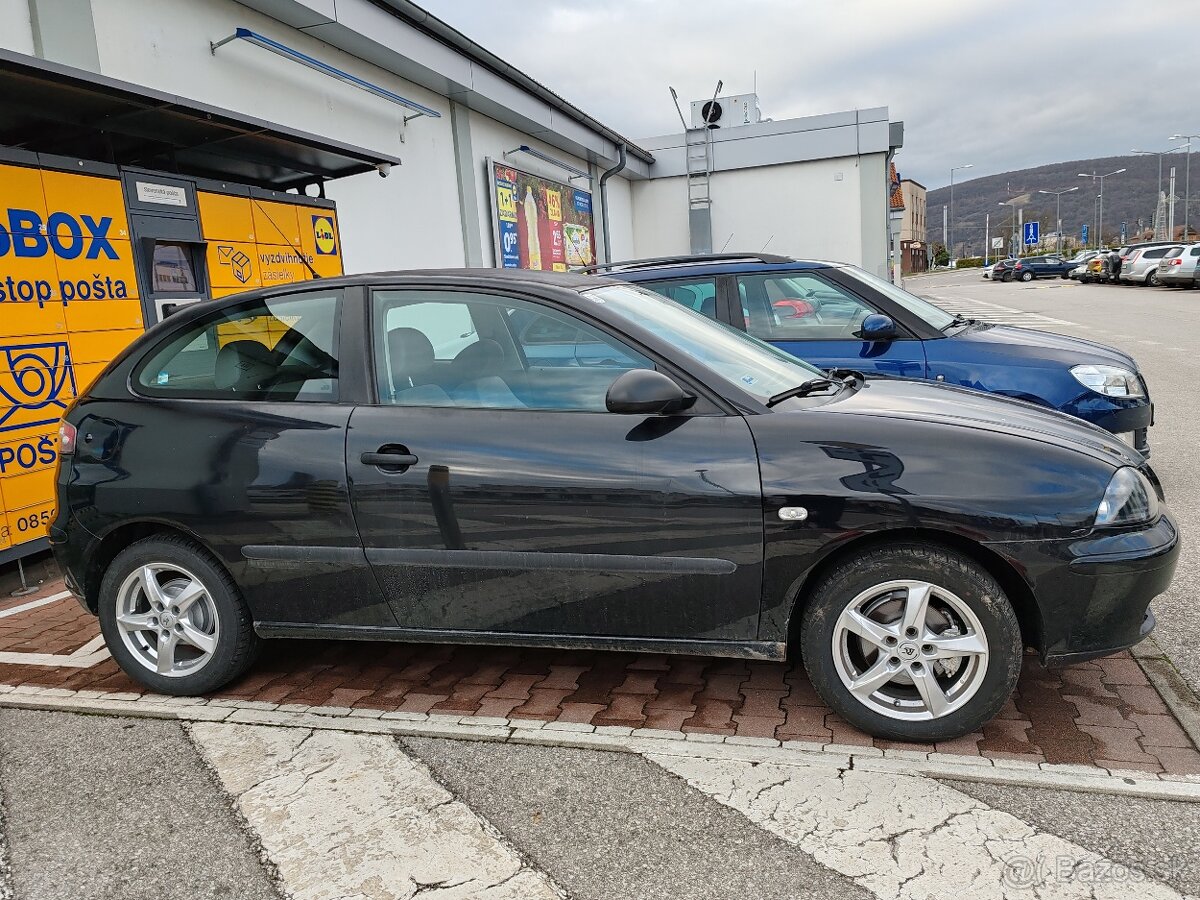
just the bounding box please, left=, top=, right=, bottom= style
left=1122, top=245, right=1182, bottom=286
left=1157, top=243, right=1200, bottom=288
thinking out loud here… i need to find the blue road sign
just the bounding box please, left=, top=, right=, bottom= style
left=1082, top=224, right=1089, bottom=244
left=1023, top=221, right=1040, bottom=245
left=1120, top=222, right=1127, bottom=243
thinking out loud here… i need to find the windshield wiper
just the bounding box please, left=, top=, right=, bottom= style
left=945, top=313, right=973, bottom=330
left=766, top=378, right=840, bottom=406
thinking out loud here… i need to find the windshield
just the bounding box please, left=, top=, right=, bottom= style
left=835, top=266, right=957, bottom=331
left=581, top=283, right=824, bottom=402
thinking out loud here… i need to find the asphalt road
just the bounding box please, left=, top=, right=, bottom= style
left=910, top=269, right=1200, bottom=695
left=1, top=708, right=1197, bottom=900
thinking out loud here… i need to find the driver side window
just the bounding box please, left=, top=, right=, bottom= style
left=738, top=273, right=877, bottom=341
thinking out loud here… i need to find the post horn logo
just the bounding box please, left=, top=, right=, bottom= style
left=0, top=342, right=76, bottom=433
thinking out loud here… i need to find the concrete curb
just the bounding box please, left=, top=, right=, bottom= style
left=2, top=685, right=1198, bottom=802
left=1132, top=636, right=1200, bottom=751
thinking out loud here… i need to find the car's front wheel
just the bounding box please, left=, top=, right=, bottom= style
left=98, top=535, right=261, bottom=695
left=799, top=543, right=1022, bottom=742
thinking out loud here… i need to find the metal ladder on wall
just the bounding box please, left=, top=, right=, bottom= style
left=685, top=127, right=713, bottom=210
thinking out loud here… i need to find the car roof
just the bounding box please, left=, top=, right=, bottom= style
left=600, top=256, right=843, bottom=282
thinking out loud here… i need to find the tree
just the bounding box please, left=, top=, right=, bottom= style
left=931, top=243, right=949, bottom=267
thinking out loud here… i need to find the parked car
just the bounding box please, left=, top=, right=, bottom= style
left=603, top=254, right=1155, bottom=454
left=51, top=270, right=1177, bottom=743
left=1008, top=255, right=1076, bottom=281
left=1067, top=251, right=1099, bottom=280
left=1080, top=252, right=1120, bottom=284
left=982, top=259, right=1014, bottom=280
left=1156, top=243, right=1200, bottom=288
left=1121, top=244, right=1182, bottom=286
left=989, top=259, right=1017, bottom=282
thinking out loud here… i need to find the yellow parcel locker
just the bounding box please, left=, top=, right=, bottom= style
left=251, top=200, right=302, bottom=247
left=39, top=170, right=131, bottom=240
left=206, top=241, right=261, bottom=292
left=198, top=191, right=257, bottom=243
left=64, top=298, right=145, bottom=333
left=68, top=328, right=143, bottom=366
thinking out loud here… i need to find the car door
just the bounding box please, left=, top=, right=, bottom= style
left=123, top=285, right=395, bottom=628
left=346, top=286, right=764, bottom=643
left=733, top=271, right=927, bottom=378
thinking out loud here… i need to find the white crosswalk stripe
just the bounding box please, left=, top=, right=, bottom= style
left=190, top=723, right=563, bottom=900
left=648, top=753, right=1191, bottom=900
left=924, top=294, right=1077, bottom=329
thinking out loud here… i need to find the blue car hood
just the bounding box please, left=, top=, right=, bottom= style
left=944, top=323, right=1139, bottom=370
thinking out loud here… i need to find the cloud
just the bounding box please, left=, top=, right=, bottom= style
left=417, top=0, right=1188, bottom=189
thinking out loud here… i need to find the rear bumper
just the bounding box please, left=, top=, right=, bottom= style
left=1159, top=271, right=1195, bottom=286
left=984, top=511, right=1179, bottom=664
left=48, top=516, right=100, bottom=614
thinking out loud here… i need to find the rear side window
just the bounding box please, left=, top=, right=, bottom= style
left=135, top=290, right=341, bottom=401
left=636, top=278, right=719, bottom=319
left=1145, top=248, right=1173, bottom=260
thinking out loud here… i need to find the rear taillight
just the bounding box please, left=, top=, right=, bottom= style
left=1170, top=258, right=1182, bottom=266
left=1015, top=262, right=1023, bottom=269
left=59, top=421, right=76, bottom=456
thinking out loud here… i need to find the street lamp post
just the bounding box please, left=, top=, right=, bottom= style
left=1169, top=134, right=1199, bottom=241
left=1078, top=169, right=1125, bottom=247
left=1132, top=145, right=1186, bottom=235
left=999, top=200, right=1017, bottom=257
left=949, top=164, right=973, bottom=260
left=1037, top=186, right=1079, bottom=254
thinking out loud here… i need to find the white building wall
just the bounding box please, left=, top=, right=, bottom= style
left=630, top=178, right=690, bottom=258
left=81, top=0, right=464, bottom=272
left=602, top=174, right=635, bottom=263
left=0, top=0, right=35, bottom=54
left=630, top=156, right=882, bottom=268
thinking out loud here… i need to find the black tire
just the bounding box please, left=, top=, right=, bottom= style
left=799, top=542, right=1022, bottom=742
left=98, top=535, right=261, bottom=695
left=1146, top=272, right=1160, bottom=287
left=1020, top=270, right=1034, bottom=282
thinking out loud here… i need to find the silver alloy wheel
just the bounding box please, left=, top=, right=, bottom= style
left=831, top=579, right=989, bottom=721
left=114, top=563, right=219, bottom=677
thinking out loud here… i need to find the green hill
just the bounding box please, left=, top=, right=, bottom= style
left=923, top=153, right=1192, bottom=254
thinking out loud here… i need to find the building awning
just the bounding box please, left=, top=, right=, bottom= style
left=0, top=49, right=402, bottom=190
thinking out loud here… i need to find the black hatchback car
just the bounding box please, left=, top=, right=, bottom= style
left=50, top=271, right=1179, bottom=741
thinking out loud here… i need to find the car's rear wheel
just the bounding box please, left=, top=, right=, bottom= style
left=1020, top=270, right=1034, bottom=282
left=98, top=536, right=260, bottom=695
left=799, top=543, right=1022, bottom=742
left=1147, top=272, right=1160, bottom=287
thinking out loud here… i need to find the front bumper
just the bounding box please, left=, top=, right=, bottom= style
left=985, top=511, right=1179, bottom=665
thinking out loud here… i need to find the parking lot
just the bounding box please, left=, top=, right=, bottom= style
left=1, top=268, right=1199, bottom=900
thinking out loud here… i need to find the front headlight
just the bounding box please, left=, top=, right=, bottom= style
left=1070, top=364, right=1145, bottom=398
left=1095, top=466, right=1159, bottom=526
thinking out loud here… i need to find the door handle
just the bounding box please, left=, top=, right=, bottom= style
left=360, top=450, right=418, bottom=468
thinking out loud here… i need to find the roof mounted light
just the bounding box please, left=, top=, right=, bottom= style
left=211, top=28, right=441, bottom=124
left=503, top=145, right=591, bottom=183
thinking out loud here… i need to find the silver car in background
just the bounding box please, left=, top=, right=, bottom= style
left=1122, top=244, right=1182, bottom=286
left=1157, top=243, right=1200, bottom=288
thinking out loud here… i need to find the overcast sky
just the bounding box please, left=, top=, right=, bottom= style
left=419, top=0, right=1189, bottom=189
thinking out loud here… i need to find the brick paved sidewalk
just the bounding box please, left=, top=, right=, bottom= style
left=1, top=575, right=1197, bottom=775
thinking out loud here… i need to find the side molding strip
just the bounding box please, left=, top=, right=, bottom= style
left=363, top=548, right=737, bottom=576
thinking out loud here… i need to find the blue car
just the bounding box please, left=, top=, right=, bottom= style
left=598, top=254, right=1153, bottom=454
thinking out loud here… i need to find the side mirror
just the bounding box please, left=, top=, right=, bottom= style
left=606, top=369, right=695, bottom=415
left=858, top=313, right=896, bottom=342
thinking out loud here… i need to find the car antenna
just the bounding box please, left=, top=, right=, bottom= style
left=761, top=234, right=774, bottom=252
left=719, top=233, right=734, bottom=252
